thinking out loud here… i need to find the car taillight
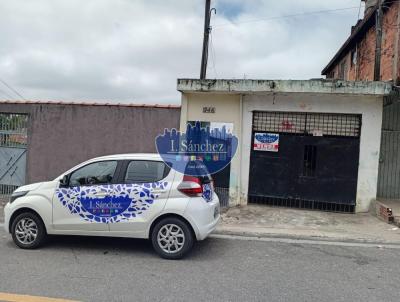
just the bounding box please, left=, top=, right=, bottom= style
left=178, top=175, right=203, bottom=197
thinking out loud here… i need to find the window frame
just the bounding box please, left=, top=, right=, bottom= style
left=66, top=160, right=123, bottom=187
left=351, top=48, right=357, bottom=66
left=301, top=145, right=317, bottom=178
left=120, top=160, right=171, bottom=184
left=339, top=60, right=347, bottom=80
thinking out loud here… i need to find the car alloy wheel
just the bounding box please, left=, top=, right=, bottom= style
left=11, top=212, right=46, bottom=249
left=157, top=224, right=185, bottom=254
left=151, top=217, right=194, bottom=259
left=15, top=218, right=38, bottom=245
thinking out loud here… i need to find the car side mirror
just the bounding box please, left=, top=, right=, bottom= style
left=59, top=175, right=69, bottom=187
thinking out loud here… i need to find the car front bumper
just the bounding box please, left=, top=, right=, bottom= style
left=3, top=202, right=11, bottom=233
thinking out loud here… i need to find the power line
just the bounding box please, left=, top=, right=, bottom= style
left=357, top=0, right=363, bottom=20
left=213, top=6, right=361, bottom=28
left=0, top=87, right=15, bottom=100
left=0, top=77, right=25, bottom=100
left=209, top=32, right=218, bottom=78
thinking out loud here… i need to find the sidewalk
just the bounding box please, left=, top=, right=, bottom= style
left=216, top=205, right=400, bottom=244
left=3, top=199, right=400, bottom=244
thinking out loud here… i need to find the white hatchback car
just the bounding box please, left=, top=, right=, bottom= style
left=4, top=154, right=220, bottom=259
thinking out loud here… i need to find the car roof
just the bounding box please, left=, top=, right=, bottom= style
left=56, top=153, right=174, bottom=179
left=91, top=153, right=164, bottom=161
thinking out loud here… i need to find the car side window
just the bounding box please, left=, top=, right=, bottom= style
left=125, top=161, right=169, bottom=183
left=69, top=161, right=118, bottom=187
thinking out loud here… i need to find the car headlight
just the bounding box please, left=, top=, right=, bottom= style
left=10, top=191, right=29, bottom=203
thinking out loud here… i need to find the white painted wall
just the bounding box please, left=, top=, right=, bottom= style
left=180, top=91, right=384, bottom=212
left=241, top=93, right=384, bottom=213
left=180, top=93, right=242, bottom=206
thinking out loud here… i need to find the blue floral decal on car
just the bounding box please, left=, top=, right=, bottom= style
left=202, top=183, right=213, bottom=202
left=56, top=182, right=168, bottom=223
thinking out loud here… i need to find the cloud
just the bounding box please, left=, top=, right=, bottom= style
left=0, top=0, right=362, bottom=104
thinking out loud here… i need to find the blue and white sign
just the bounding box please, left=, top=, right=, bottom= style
left=253, top=133, right=279, bottom=152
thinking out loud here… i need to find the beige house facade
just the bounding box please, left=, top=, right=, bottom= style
left=178, top=79, right=392, bottom=213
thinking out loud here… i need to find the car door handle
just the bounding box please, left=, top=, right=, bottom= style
left=152, top=190, right=167, bottom=194
left=93, top=192, right=109, bottom=197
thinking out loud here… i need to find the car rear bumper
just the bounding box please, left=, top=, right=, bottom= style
left=184, top=196, right=220, bottom=241
left=196, top=213, right=220, bottom=240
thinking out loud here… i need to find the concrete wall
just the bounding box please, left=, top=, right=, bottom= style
left=241, top=93, right=383, bottom=213
left=0, top=103, right=180, bottom=183
left=180, top=93, right=242, bottom=205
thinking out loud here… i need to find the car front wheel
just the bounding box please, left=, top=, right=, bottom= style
left=11, top=212, right=46, bottom=249
left=151, top=217, right=194, bottom=260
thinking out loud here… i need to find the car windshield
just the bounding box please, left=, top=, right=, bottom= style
left=69, top=161, right=118, bottom=186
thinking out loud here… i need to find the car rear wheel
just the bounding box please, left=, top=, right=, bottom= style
left=11, top=212, right=46, bottom=249
left=151, top=217, right=194, bottom=260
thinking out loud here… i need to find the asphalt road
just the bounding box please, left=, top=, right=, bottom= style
left=0, top=228, right=400, bottom=302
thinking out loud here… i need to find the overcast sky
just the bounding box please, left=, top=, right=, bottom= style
left=0, top=0, right=363, bottom=104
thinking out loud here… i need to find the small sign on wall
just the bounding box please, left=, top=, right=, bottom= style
left=203, top=107, right=216, bottom=113
left=253, top=133, right=279, bottom=152
left=312, top=129, right=323, bottom=137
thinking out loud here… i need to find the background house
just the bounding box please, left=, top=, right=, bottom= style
left=322, top=0, right=400, bottom=203
left=322, top=0, right=400, bottom=82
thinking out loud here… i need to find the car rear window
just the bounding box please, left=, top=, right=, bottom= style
left=184, top=160, right=212, bottom=183
left=124, top=160, right=170, bottom=183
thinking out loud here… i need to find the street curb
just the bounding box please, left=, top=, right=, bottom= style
left=213, top=229, right=400, bottom=246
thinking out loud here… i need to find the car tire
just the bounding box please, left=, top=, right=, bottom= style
left=11, top=212, right=47, bottom=249
left=151, top=217, right=194, bottom=260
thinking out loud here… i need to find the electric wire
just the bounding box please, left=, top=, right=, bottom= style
left=209, top=32, right=218, bottom=79
left=357, top=0, right=363, bottom=20
left=0, top=87, right=15, bottom=100
left=0, top=77, right=25, bottom=100
left=213, top=6, right=361, bottom=28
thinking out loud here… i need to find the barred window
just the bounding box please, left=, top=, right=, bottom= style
left=253, top=111, right=361, bottom=137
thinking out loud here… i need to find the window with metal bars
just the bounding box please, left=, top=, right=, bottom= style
left=302, top=145, right=317, bottom=177
left=0, top=113, right=28, bottom=147
left=252, top=111, right=361, bottom=138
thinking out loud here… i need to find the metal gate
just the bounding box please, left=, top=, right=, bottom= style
left=377, top=91, right=400, bottom=199
left=0, top=113, right=28, bottom=203
left=248, top=111, right=361, bottom=213
left=213, top=164, right=231, bottom=208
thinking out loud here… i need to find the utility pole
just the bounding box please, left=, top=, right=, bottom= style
left=200, top=0, right=212, bottom=80
left=374, top=0, right=383, bottom=81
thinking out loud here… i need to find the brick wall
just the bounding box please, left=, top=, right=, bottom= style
left=381, top=2, right=399, bottom=81
left=358, top=25, right=376, bottom=81
left=326, top=2, right=400, bottom=82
